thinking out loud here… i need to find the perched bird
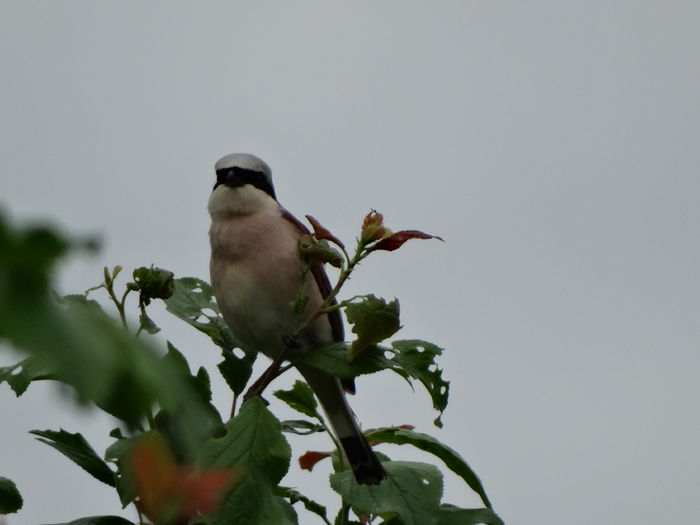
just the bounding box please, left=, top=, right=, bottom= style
left=208, top=153, right=386, bottom=485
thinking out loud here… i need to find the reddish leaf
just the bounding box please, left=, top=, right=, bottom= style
left=131, top=436, right=236, bottom=523
left=298, top=450, right=332, bottom=471
left=305, top=215, right=345, bottom=249
left=179, top=470, right=236, bottom=517
left=370, top=230, right=443, bottom=252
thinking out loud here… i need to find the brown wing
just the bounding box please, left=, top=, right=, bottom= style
left=281, top=207, right=356, bottom=394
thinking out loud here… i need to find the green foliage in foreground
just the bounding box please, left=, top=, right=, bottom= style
left=0, top=211, right=503, bottom=525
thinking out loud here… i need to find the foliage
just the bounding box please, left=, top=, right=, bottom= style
left=0, top=210, right=502, bottom=524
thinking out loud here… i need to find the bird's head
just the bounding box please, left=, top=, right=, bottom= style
left=209, top=153, right=277, bottom=217
left=213, top=153, right=275, bottom=199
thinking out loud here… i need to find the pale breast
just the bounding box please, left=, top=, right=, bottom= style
left=209, top=210, right=331, bottom=359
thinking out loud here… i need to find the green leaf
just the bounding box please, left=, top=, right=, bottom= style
left=279, top=497, right=300, bottom=525
left=200, top=398, right=291, bottom=525
left=0, top=357, right=54, bottom=396
left=296, top=339, right=449, bottom=427
left=277, top=486, right=329, bottom=525
left=330, top=461, right=443, bottom=525
left=366, top=427, right=491, bottom=508
left=163, top=277, right=239, bottom=351
left=435, top=504, right=504, bottom=525
left=388, top=340, right=449, bottom=427
left=40, top=517, right=135, bottom=525
left=280, top=419, right=325, bottom=435
left=273, top=380, right=322, bottom=421
left=129, top=266, right=174, bottom=303
left=345, top=295, right=401, bottom=359
left=164, top=277, right=256, bottom=396
left=30, top=429, right=116, bottom=487
left=0, top=476, right=23, bottom=514
left=217, top=350, right=256, bottom=397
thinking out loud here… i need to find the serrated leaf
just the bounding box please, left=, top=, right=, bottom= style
left=435, top=504, right=504, bottom=525
left=273, top=380, right=321, bottom=421
left=277, top=486, right=329, bottom=524
left=0, top=357, right=54, bottom=396
left=280, top=419, right=325, bottom=435
left=163, top=277, right=239, bottom=351
left=388, top=340, right=449, bottom=427
left=41, top=516, right=135, bottom=525
left=345, top=295, right=401, bottom=359
left=0, top=476, right=23, bottom=514
left=331, top=461, right=443, bottom=525
left=164, top=277, right=256, bottom=396
left=296, top=339, right=449, bottom=426
left=30, top=429, right=116, bottom=487
left=366, top=427, right=491, bottom=508
left=200, top=398, right=291, bottom=525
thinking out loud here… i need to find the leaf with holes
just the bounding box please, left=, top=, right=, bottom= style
left=330, top=461, right=443, bottom=525
left=366, top=427, right=491, bottom=508
left=163, top=277, right=240, bottom=352
left=296, top=339, right=449, bottom=427
left=0, top=357, right=54, bottom=396
left=164, top=277, right=256, bottom=396
left=345, top=295, right=401, bottom=360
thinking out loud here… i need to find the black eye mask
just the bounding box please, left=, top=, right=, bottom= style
left=214, top=166, right=276, bottom=200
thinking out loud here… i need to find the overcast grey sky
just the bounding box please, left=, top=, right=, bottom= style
left=2, top=2, right=699, bottom=524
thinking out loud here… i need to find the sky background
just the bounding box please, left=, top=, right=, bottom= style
left=2, top=2, right=699, bottom=524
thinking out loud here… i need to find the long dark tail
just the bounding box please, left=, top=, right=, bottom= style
left=297, top=364, right=386, bottom=485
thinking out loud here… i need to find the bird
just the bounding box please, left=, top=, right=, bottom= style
left=208, top=153, right=386, bottom=485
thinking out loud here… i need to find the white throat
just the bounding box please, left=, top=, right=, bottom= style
left=208, top=184, right=278, bottom=218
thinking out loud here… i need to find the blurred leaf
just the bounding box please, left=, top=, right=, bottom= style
left=435, top=504, right=504, bottom=525
left=277, top=486, right=329, bottom=524
left=330, top=461, right=443, bottom=525
left=305, top=215, right=345, bottom=249
left=129, top=266, right=175, bottom=304
left=138, top=311, right=160, bottom=334
left=296, top=339, right=448, bottom=426
left=0, top=357, right=54, bottom=396
left=366, top=427, right=491, bottom=508
left=30, top=429, right=116, bottom=487
left=0, top=476, right=23, bottom=514
left=279, top=497, right=299, bottom=525
left=280, top=419, right=325, bottom=435
left=200, top=398, right=291, bottom=525
left=40, top=517, right=135, bottom=525
left=345, top=295, right=401, bottom=360
left=130, top=435, right=235, bottom=524
left=370, top=229, right=443, bottom=252
left=273, top=380, right=322, bottom=421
